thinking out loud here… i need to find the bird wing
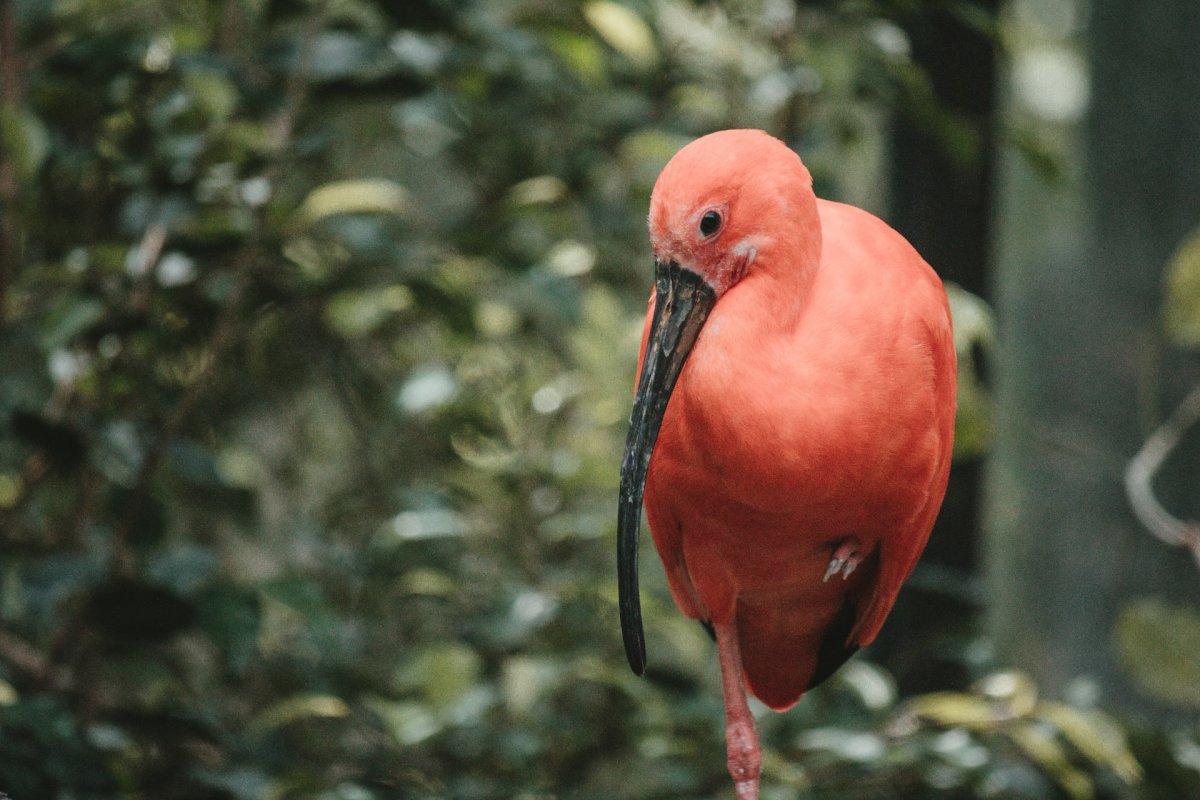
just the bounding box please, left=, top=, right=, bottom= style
left=851, top=293, right=957, bottom=647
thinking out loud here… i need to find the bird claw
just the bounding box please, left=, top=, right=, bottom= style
left=822, top=558, right=843, bottom=582
left=823, top=542, right=861, bottom=583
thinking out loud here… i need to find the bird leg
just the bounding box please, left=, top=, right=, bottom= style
left=714, top=619, right=761, bottom=800
left=822, top=539, right=862, bottom=582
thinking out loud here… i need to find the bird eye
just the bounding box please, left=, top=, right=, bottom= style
left=699, top=210, right=722, bottom=237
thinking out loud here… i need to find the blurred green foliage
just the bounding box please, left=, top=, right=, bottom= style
left=0, top=0, right=1196, bottom=798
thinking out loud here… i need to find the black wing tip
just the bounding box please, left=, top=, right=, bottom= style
left=806, top=600, right=861, bottom=692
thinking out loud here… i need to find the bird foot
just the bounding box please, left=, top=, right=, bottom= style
left=734, top=778, right=760, bottom=800
left=726, top=720, right=761, bottom=800
left=823, top=541, right=862, bottom=582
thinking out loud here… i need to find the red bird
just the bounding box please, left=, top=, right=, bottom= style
left=617, top=130, right=956, bottom=799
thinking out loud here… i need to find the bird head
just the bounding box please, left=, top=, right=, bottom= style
left=618, top=130, right=821, bottom=674
left=648, top=128, right=821, bottom=296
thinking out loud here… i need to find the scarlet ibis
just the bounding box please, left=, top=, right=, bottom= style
left=617, top=130, right=956, bottom=799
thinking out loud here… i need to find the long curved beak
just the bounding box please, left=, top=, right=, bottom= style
left=618, top=260, right=717, bottom=675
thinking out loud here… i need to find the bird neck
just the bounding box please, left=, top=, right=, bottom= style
left=750, top=215, right=823, bottom=331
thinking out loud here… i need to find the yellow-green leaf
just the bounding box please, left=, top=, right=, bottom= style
left=501, top=656, right=564, bottom=716
left=0, top=473, right=21, bottom=508
left=1163, top=228, right=1200, bottom=348
left=899, top=691, right=1000, bottom=729
left=1037, top=702, right=1143, bottom=783
left=584, top=2, right=658, bottom=69
left=251, top=694, right=349, bottom=733
left=297, top=179, right=410, bottom=225
left=1115, top=597, right=1200, bottom=707
left=1008, top=720, right=1095, bottom=800
left=400, top=568, right=456, bottom=597
left=544, top=30, right=607, bottom=85
left=507, top=175, right=567, bottom=206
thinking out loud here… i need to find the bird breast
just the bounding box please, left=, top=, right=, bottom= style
left=650, top=282, right=941, bottom=542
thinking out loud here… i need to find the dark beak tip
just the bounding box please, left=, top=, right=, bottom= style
left=623, top=628, right=646, bottom=675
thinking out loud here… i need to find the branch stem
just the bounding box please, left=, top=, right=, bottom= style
left=1124, top=382, right=1200, bottom=571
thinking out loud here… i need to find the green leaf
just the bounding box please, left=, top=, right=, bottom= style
left=544, top=30, right=607, bottom=85
left=197, top=588, right=261, bottom=673
left=184, top=70, right=239, bottom=122
left=946, top=283, right=996, bottom=458
left=40, top=296, right=104, bottom=351
left=394, top=643, right=482, bottom=709
left=368, top=698, right=442, bottom=746
left=0, top=107, right=49, bottom=180
left=323, top=286, right=414, bottom=338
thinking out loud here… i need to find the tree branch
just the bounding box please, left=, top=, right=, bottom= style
left=1124, top=382, right=1200, bottom=571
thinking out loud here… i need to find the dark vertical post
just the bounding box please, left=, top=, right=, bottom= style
left=876, top=2, right=999, bottom=690
left=889, top=5, right=999, bottom=302
left=986, top=0, right=1200, bottom=710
